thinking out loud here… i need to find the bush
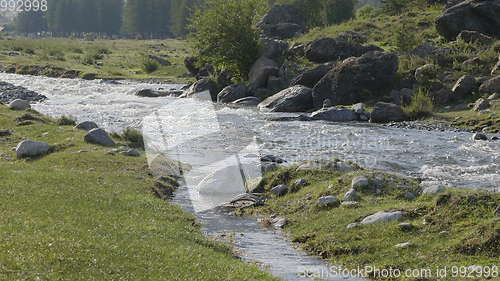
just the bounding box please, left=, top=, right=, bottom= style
left=113, top=128, right=145, bottom=149
left=81, top=54, right=95, bottom=65
left=356, top=5, right=383, bottom=19
left=142, top=58, right=159, bottom=74
left=403, top=88, right=434, bottom=120
left=382, top=0, right=410, bottom=14
left=56, top=116, right=76, bottom=126
left=189, top=0, right=267, bottom=79
left=394, top=24, right=420, bottom=52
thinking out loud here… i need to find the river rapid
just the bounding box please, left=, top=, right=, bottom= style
left=1, top=73, right=498, bottom=281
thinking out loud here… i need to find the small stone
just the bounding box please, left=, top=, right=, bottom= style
left=75, top=121, right=98, bottom=131
left=395, top=242, right=412, bottom=248
left=270, top=185, right=288, bottom=197
left=318, top=196, right=340, bottom=207
left=344, top=189, right=360, bottom=201
left=351, top=176, right=369, bottom=191
left=472, top=133, right=488, bottom=141
left=341, top=201, right=360, bottom=208
left=9, top=99, right=31, bottom=110
left=398, top=222, right=415, bottom=232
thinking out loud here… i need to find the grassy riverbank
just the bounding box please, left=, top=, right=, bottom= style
left=0, top=105, right=277, bottom=281
left=0, top=38, right=192, bottom=82
left=245, top=165, right=499, bottom=281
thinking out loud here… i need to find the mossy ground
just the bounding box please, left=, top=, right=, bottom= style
left=244, top=165, right=499, bottom=281
left=0, top=105, right=278, bottom=281
left=0, top=38, right=193, bottom=82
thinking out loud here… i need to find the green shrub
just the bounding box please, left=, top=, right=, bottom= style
left=56, top=116, right=76, bottom=126
left=81, top=54, right=95, bottom=65
left=114, top=128, right=145, bottom=149
left=142, top=58, right=159, bottom=74
left=404, top=88, right=434, bottom=120
left=394, top=24, right=420, bottom=52
left=356, top=5, right=383, bottom=19
left=382, top=0, right=410, bottom=14
left=189, top=0, right=267, bottom=79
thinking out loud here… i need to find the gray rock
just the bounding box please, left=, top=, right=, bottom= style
left=472, top=98, right=490, bottom=111
left=436, top=0, right=500, bottom=41
left=452, top=75, right=477, bottom=99
left=0, top=129, right=12, bottom=137
left=232, top=96, right=262, bottom=106
left=16, top=140, right=50, bottom=158
left=179, top=79, right=218, bottom=101
left=257, top=5, right=306, bottom=39
left=479, top=76, right=500, bottom=94
left=84, top=128, right=116, bottom=147
left=249, top=56, right=279, bottom=89
left=351, top=176, right=369, bottom=190
left=217, top=83, right=249, bottom=103
left=347, top=223, right=359, bottom=229
left=0, top=81, right=47, bottom=104
left=404, top=192, right=417, bottom=200
left=270, top=185, right=289, bottom=196
left=295, top=178, right=308, bottom=187
left=360, top=211, right=404, bottom=225
left=344, top=189, right=361, bottom=201
left=312, top=51, right=399, bottom=108
left=121, top=149, right=140, bottom=157
left=136, top=89, right=170, bottom=97
left=184, top=56, right=199, bottom=76
left=318, top=196, right=340, bottom=207
left=422, top=184, right=446, bottom=195
left=341, top=201, right=360, bottom=208
left=399, top=222, right=415, bottom=232
left=305, top=37, right=382, bottom=63
left=395, top=242, right=413, bottom=248
left=262, top=162, right=280, bottom=174
left=260, top=38, right=289, bottom=59
left=457, top=30, right=494, bottom=44
left=258, top=85, right=313, bottom=113
left=311, top=107, right=358, bottom=122
left=8, top=99, right=31, bottom=110
left=472, top=133, right=488, bottom=141
left=75, top=121, right=98, bottom=131
left=370, top=102, right=408, bottom=123
left=290, top=64, right=334, bottom=88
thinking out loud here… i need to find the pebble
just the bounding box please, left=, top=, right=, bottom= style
left=395, top=242, right=412, bottom=248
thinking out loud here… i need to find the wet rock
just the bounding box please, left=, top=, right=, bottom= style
left=472, top=133, right=488, bottom=141
left=136, top=89, right=170, bottom=97
left=436, top=0, right=500, bottom=41
left=16, top=140, right=50, bottom=158
left=74, top=121, right=98, bottom=131
left=311, top=107, right=358, bottom=122
left=452, top=75, right=477, bottom=99
left=370, top=102, right=408, bottom=123
left=344, top=189, right=361, bottom=201
left=411, top=43, right=452, bottom=59
left=457, top=30, right=494, bottom=44
left=249, top=56, right=279, bottom=90
left=360, top=211, right=404, bottom=225
left=267, top=76, right=284, bottom=93
left=304, top=37, right=382, bottom=63
left=472, top=98, right=490, bottom=111
left=271, top=185, right=289, bottom=196
left=312, top=51, right=399, bottom=108
left=318, top=196, right=340, bottom=208
left=232, top=96, right=262, bottom=106
left=217, top=83, right=249, bottom=103
left=84, top=128, right=116, bottom=147
left=479, top=76, right=500, bottom=94
left=395, top=242, right=413, bottom=248
left=290, top=64, right=333, bottom=88
left=258, top=85, right=313, bottom=113
left=8, top=99, right=31, bottom=110
left=180, top=78, right=218, bottom=101
left=352, top=103, right=366, bottom=114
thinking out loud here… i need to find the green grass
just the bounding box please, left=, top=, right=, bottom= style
left=0, top=38, right=193, bottom=82
left=244, top=165, right=499, bottom=281
left=0, top=106, right=278, bottom=281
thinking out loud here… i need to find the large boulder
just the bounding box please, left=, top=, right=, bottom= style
left=310, top=107, right=358, bottom=122
left=249, top=56, right=280, bottom=90
left=217, top=83, right=249, bottom=103
left=258, top=85, right=313, bottom=112
left=312, top=51, right=399, bottom=108
left=257, top=5, right=306, bottom=39
left=436, top=0, right=500, bottom=41
left=451, top=75, right=477, bottom=100
left=84, top=128, right=116, bottom=147
left=232, top=96, right=262, bottom=106
left=289, top=64, right=334, bottom=88
left=370, top=102, right=408, bottom=123
left=8, top=99, right=31, bottom=110
left=179, top=79, right=219, bottom=101
left=479, top=76, right=500, bottom=94
left=304, top=37, right=382, bottom=63
left=16, top=140, right=50, bottom=158
left=260, top=38, right=289, bottom=59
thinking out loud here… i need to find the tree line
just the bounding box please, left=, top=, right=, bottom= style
left=15, top=0, right=199, bottom=37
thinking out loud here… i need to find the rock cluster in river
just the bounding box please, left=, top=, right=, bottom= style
left=0, top=81, right=47, bottom=104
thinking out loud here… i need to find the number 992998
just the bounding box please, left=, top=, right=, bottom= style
left=0, top=0, right=48, bottom=12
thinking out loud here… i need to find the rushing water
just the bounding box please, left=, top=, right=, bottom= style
left=1, top=73, right=499, bottom=280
